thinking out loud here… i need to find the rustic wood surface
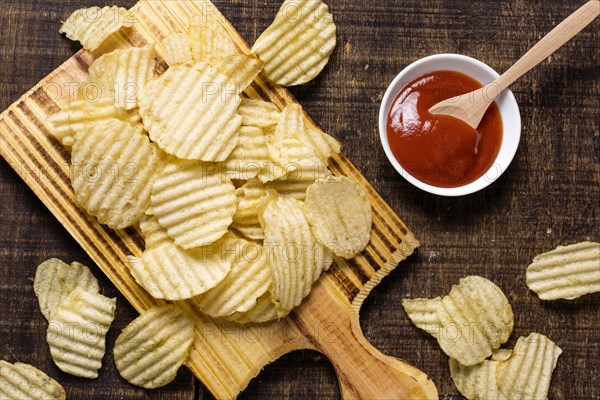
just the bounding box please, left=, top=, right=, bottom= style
left=1, top=0, right=598, bottom=399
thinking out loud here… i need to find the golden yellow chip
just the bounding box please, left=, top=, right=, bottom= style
left=0, top=361, right=66, bottom=400
left=34, top=258, right=99, bottom=321
left=449, top=355, right=507, bottom=400
left=401, top=297, right=442, bottom=337
left=59, top=6, right=135, bottom=51
left=47, top=98, right=141, bottom=147
left=262, top=196, right=333, bottom=310
left=130, top=216, right=231, bottom=300
left=139, top=212, right=170, bottom=249
left=161, top=33, right=192, bottom=66
left=252, top=0, right=337, bottom=86
left=225, top=291, right=289, bottom=324
left=304, top=176, right=372, bottom=258
left=224, top=126, right=269, bottom=181
left=496, top=333, right=562, bottom=400
left=239, top=98, right=281, bottom=129
left=193, top=233, right=272, bottom=317
left=82, top=44, right=156, bottom=110
left=150, top=160, right=237, bottom=249
left=71, top=119, right=162, bottom=229
left=138, top=61, right=242, bottom=161
left=189, top=14, right=238, bottom=65
left=526, top=241, right=600, bottom=300
left=231, top=180, right=273, bottom=240
left=216, top=54, right=263, bottom=94
left=47, top=288, right=116, bottom=378
left=114, top=305, right=194, bottom=389
left=273, top=103, right=306, bottom=141
left=403, top=276, right=514, bottom=366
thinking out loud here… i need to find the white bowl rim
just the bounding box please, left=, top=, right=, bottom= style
left=378, top=53, right=521, bottom=196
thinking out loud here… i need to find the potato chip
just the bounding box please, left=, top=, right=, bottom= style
left=82, top=44, right=156, bottom=110
left=47, top=98, right=141, bottom=147
left=138, top=61, right=242, bottom=161
left=526, top=241, right=600, bottom=300
left=47, top=288, right=116, bottom=378
left=273, top=104, right=306, bottom=141
left=216, top=54, right=263, bottom=94
left=262, top=196, right=333, bottom=310
left=449, top=355, right=507, bottom=400
left=304, top=175, right=372, bottom=258
left=403, top=276, right=513, bottom=366
left=491, top=349, right=513, bottom=362
left=161, top=33, right=192, bottom=66
left=0, top=360, right=66, bottom=400
left=71, top=119, right=162, bottom=229
left=401, top=297, right=442, bottom=337
left=293, top=127, right=341, bottom=162
left=231, top=180, right=273, bottom=240
left=151, top=161, right=237, bottom=249
left=252, top=0, right=337, bottom=86
left=114, top=305, right=194, bottom=389
left=34, top=258, right=99, bottom=321
left=225, top=291, right=289, bottom=324
left=130, top=216, right=231, bottom=300
left=189, top=14, right=238, bottom=65
left=59, top=6, right=135, bottom=51
left=496, top=333, right=562, bottom=400
left=139, top=213, right=170, bottom=249
left=193, top=233, right=272, bottom=317
left=224, top=126, right=269, bottom=181
left=239, top=98, right=281, bottom=129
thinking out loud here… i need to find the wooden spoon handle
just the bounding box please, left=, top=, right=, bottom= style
left=495, top=0, right=599, bottom=91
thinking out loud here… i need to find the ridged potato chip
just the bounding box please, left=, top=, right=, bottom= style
left=304, top=175, right=372, bottom=258
left=82, top=44, right=156, bottom=110
left=231, top=180, right=273, bottom=240
left=34, top=258, right=99, bottom=321
left=138, top=61, right=242, bottom=161
left=216, top=54, right=263, bottom=94
left=224, top=126, right=269, bottom=181
left=189, top=14, right=238, bottom=65
left=252, top=0, right=337, bottom=86
left=71, top=119, right=162, bottom=229
left=401, top=297, right=442, bottom=337
left=403, top=276, right=514, bottom=366
left=239, top=98, right=280, bottom=129
left=263, top=196, right=333, bottom=310
left=59, top=6, right=135, bottom=51
left=47, top=97, right=141, bottom=147
left=193, top=233, right=272, bottom=317
left=151, top=161, right=237, bottom=249
left=496, top=333, right=562, bottom=400
left=161, top=33, right=192, bottom=66
left=0, top=360, right=66, bottom=400
left=130, top=215, right=231, bottom=300
left=449, top=350, right=510, bottom=400
left=114, top=305, right=195, bottom=389
left=526, top=241, right=600, bottom=300
left=139, top=212, right=170, bottom=249
left=47, top=288, right=116, bottom=378
left=225, top=291, right=289, bottom=324
left=273, top=103, right=306, bottom=141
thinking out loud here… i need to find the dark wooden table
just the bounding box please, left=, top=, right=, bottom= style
left=1, top=0, right=598, bottom=399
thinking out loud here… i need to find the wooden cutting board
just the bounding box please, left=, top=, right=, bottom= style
left=0, top=1, right=438, bottom=398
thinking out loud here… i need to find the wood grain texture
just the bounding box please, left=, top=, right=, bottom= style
left=1, top=0, right=599, bottom=399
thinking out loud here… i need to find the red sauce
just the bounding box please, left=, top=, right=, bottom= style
left=386, top=70, right=503, bottom=188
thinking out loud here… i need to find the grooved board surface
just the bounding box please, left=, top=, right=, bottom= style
left=1, top=1, right=599, bottom=399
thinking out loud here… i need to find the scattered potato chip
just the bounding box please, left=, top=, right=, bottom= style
left=59, top=6, right=135, bottom=51
left=138, top=62, right=242, bottom=161
left=82, top=44, right=156, bottom=110
left=0, top=360, right=66, bottom=400
left=47, top=97, right=141, bottom=147
left=193, top=233, right=272, bottom=317
left=130, top=216, right=231, bottom=300
left=304, top=175, right=372, bottom=258
left=216, top=54, right=263, bottom=94
left=401, top=297, right=442, bottom=337
left=151, top=161, right=237, bottom=249
left=262, top=196, right=333, bottom=310
left=403, top=276, right=514, bottom=366
left=273, top=104, right=306, bottom=141
left=189, top=14, right=238, bottom=65
left=71, top=119, right=162, bottom=229
left=293, top=127, right=341, bottom=162
left=231, top=180, right=273, bottom=240
left=449, top=354, right=507, bottom=400
left=34, top=258, right=99, bottom=321
left=47, top=288, right=116, bottom=378
left=496, top=333, right=562, bottom=400
left=224, top=126, right=269, bottom=181
left=239, top=98, right=281, bottom=129
left=252, top=0, right=337, bottom=86
left=161, top=33, right=192, bottom=66
left=114, top=305, right=194, bottom=389
left=490, top=348, right=513, bottom=362
left=526, top=241, right=600, bottom=300
left=225, top=291, right=289, bottom=324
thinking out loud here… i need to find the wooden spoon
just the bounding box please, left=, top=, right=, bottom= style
left=429, top=0, right=599, bottom=129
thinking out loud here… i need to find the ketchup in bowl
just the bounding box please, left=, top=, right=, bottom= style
left=386, top=70, right=502, bottom=188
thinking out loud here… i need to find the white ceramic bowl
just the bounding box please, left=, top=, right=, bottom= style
left=378, top=54, right=521, bottom=196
